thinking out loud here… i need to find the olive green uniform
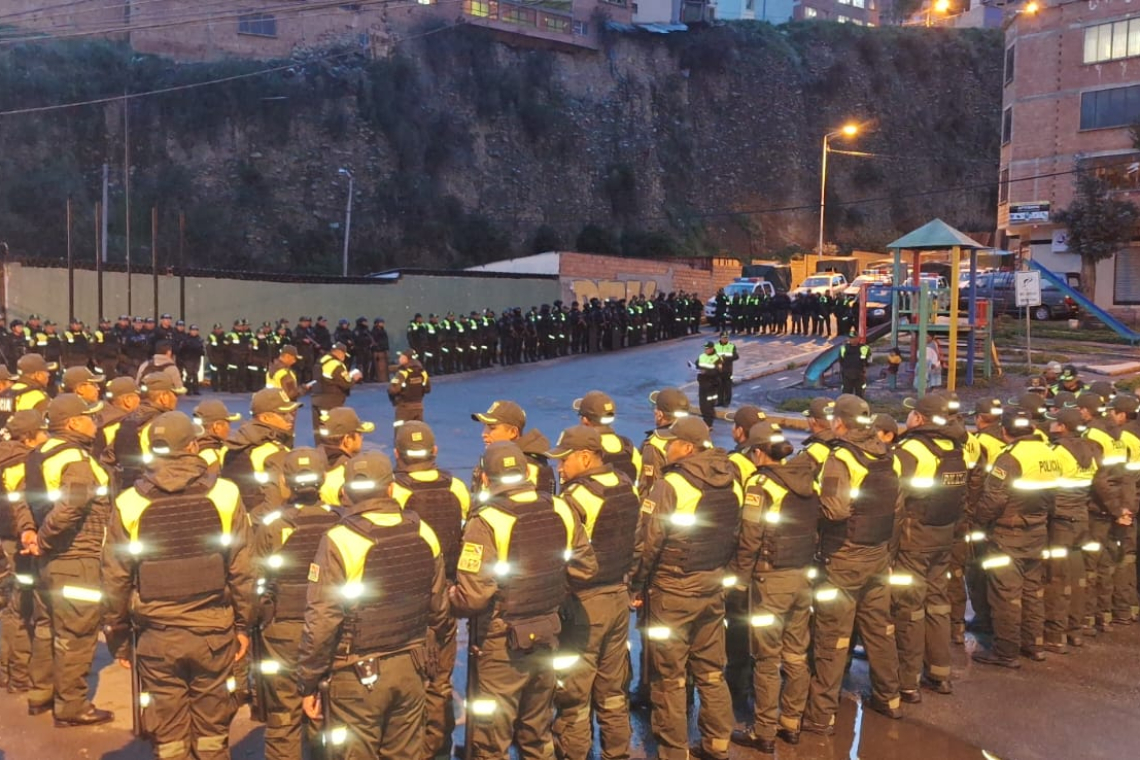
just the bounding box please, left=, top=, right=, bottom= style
left=296, top=499, right=450, bottom=760
left=632, top=450, right=741, bottom=760
left=27, top=433, right=112, bottom=720
left=1044, top=435, right=1095, bottom=645
left=1083, top=420, right=1126, bottom=628
left=974, top=439, right=1060, bottom=659
left=729, top=458, right=817, bottom=740
left=102, top=455, right=253, bottom=759
left=803, top=431, right=902, bottom=728
left=552, top=466, right=639, bottom=760
left=451, top=486, right=596, bottom=760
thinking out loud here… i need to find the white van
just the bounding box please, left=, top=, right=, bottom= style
left=704, top=278, right=777, bottom=318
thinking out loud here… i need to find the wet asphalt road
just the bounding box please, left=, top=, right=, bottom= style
left=3, top=332, right=1138, bottom=759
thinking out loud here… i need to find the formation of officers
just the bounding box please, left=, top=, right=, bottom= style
left=709, top=289, right=863, bottom=338
left=1, top=357, right=1138, bottom=760
left=404, top=293, right=704, bottom=375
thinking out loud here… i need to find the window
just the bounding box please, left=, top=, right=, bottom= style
left=573, top=19, right=588, bottom=34
left=238, top=13, right=276, bottom=37
left=804, top=6, right=818, bottom=16
left=502, top=5, right=537, bottom=25
left=1084, top=18, right=1140, bottom=64
left=999, top=166, right=1010, bottom=204
left=838, top=14, right=849, bottom=22
left=1086, top=152, right=1140, bottom=190
left=851, top=0, right=865, bottom=9
left=1080, top=84, right=1140, bottom=130
left=542, top=13, right=570, bottom=31
left=1001, top=106, right=1012, bottom=144
left=1004, top=45, right=1015, bottom=85
left=464, top=0, right=495, bottom=16
left=1115, top=249, right=1140, bottom=304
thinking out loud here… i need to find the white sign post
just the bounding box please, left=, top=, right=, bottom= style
left=1015, top=271, right=1042, bottom=374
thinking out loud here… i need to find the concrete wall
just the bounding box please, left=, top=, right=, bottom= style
left=3, top=263, right=559, bottom=352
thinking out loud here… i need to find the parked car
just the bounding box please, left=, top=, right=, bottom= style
left=958, top=272, right=1080, bottom=321
left=843, top=274, right=891, bottom=297
left=704, top=277, right=777, bottom=319
left=792, top=273, right=848, bottom=299
left=865, top=284, right=893, bottom=326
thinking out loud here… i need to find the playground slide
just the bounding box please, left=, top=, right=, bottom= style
left=1029, top=260, right=1140, bottom=345
left=803, top=323, right=893, bottom=388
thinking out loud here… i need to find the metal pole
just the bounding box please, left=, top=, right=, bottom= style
left=67, top=197, right=74, bottom=320
left=101, top=163, right=109, bottom=263
left=1026, top=305, right=1032, bottom=375
left=124, top=98, right=132, bottom=314
left=96, top=202, right=104, bottom=320
left=152, top=206, right=159, bottom=319
left=0, top=241, right=9, bottom=323
left=948, top=244, right=961, bottom=390
left=817, top=133, right=829, bottom=257
left=179, top=210, right=186, bottom=320
left=342, top=173, right=354, bottom=277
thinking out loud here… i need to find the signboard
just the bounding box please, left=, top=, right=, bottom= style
left=1009, top=201, right=1051, bottom=225
left=1051, top=229, right=1069, bottom=253
left=1015, top=270, right=1042, bottom=307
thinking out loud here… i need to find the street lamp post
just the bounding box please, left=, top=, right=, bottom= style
left=818, top=123, right=858, bottom=257
left=338, top=168, right=354, bottom=277
left=926, top=0, right=950, bottom=26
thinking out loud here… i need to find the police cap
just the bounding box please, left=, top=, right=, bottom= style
left=105, top=377, right=139, bottom=400
left=194, top=399, right=240, bottom=425
left=572, top=391, right=616, bottom=425
left=282, top=447, right=327, bottom=489
left=17, top=354, right=57, bottom=375
left=472, top=400, right=526, bottom=430
left=648, top=388, right=691, bottom=418
left=657, top=417, right=712, bottom=449
left=5, top=410, right=46, bottom=440
left=61, top=366, right=105, bottom=392
left=46, top=393, right=101, bottom=429
left=802, top=397, right=832, bottom=422
left=320, top=407, right=375, bottom=439
left=395, top=421, right=436, bottom=459
left=148, top=412, right=202, bottom=456
left=480, top=441, right=529, bottom=483
left=343, top=451, right=394, bottom=495
left=727, top=405, right=766, bottom=433
left=547, top=425, right=603, bottom=458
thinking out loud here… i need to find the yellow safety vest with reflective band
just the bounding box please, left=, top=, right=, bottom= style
left=391, top=469, right=471, bottom=520
left=321, top=463, right=346, bottom=507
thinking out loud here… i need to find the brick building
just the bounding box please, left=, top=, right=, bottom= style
left=1000, top=0, right=1140, bottom=309
left=0, top=0, right=632, bottom=59
left=793, top=0, right=879, bottom=26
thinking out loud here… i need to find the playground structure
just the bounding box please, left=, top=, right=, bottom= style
left=1028, top=260, right=1140, bottom=346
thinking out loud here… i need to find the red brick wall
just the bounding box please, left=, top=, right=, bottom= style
left=558, top=253, right=742, bottom=300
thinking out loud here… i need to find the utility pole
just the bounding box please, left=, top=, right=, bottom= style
left=339, top=168, right=354, bottom=277
left=124, top=97, right=132, bottom=314
left=101, top=163, right=109, bottom=263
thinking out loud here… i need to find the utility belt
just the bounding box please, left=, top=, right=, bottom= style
left=333, top=641, right=433, bottom=687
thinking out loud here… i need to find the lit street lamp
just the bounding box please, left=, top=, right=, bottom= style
left=338, top=168, right=354, bottom=277
left=926, top=0, right=950, bottom=26
left=818, top=123, right=859, bottom=257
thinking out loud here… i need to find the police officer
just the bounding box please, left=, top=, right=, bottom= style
left=266, top=345, right=311, bottom=403
left=316, top=407, right=374, bottom=509
left=95, top=377, right=140, bottom=460
left=971, top=407, right=1061, bottom=667
left=371, top=318, right=390, bottom=384
left=1043, top=407, right=1096, bottom=652
left=714, top=332, right=739, bottom=406
left=726, top=405, right=768, bottom=486
left=632, top=416, right=740, bottom=760
left=388, top=351, right=430, bottom=428
left=892, top=393, right=968, bottom=701
left=450, top=441, right=595, bottom=760
left=60, top=318, right=90, bottom=369
left=312, top=342, right=361, bottom=445
left=839, top=333, right=872, bottom=398
left=1102, top=393, right=1139, bottom=624
left=296, top=451, right=449, bottom=760
left=640, top=388, right=692, bottom=498
left=695, top=342, right=722, bottom=428
left=193, top=399, right=241, bottom=474
left=1116, top=394, right=1140, bottom=624
left=222, top=389, right=299, bottom=523
left=206, top=324, right=229, bottom=392
left=1078, top=391, right=1128, bottom=632
left=90, top=318, right=120, bottom=379
left=102, top=410, right=252, bottom=756
left=24, top=393, right=114, bottom=725
left=390, top=421, right=470, bottom=760
left=60, top=366, right=102, bottom=405
left=137, top=340, right=185, bottom=392
left=729, top=422, right=810, bottom=753
left=803, top=394, right=902, bottom=732
left=255, top=447, right=341, bottom=760
left=105, top=373, right=184, bottom=492
left=547, top=425, right=639, bottom=760
left=0, top=410, right=48, bottom=694
left=178, top=324, right=205, bottom=396
left=792, top=397, right=837, bottom=473
left=572, top=390, right=642, bottom=484
left=0, top=354, right=54, bottom=431
left=472, top=400, right=556, bottom=496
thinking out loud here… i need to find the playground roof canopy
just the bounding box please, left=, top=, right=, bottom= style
left=887, top=219, right=987, bottom=251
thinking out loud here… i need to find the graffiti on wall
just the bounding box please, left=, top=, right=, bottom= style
left=569, top=279, right=659, bottom=304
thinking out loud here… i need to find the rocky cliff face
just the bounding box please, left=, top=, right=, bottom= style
left=0, top=22, right=1002, bottom=273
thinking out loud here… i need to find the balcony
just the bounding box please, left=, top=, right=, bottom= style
left=462, top=0, right=578, bottom=39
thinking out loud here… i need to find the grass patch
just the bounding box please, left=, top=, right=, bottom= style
left=777, top=397, right=813, bottom=413
left=992, top=316, right=1130, bottom=345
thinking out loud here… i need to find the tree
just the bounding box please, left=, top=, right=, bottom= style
left=1054, top=166, right=1139, bottom=304
left=575, top=224, right=620, bottom=255
left=529, top=224, right=562, bottom=254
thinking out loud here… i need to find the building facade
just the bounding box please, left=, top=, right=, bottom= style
left=0, top=0, right=632, bottom=59
left=1001, top=0, right=1140, bottom=309
left=794, top=0, right=879, bottom=25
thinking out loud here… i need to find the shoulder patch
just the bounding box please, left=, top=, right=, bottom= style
left=457, top=542, right=484, bottom=574
left=991, top=466, right=1007, bottom=481
left=640, top=498, right=656, bottom=514
left=642, top=465, right=655, bottom=478
left=307, top=563, right=320, bottom=583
